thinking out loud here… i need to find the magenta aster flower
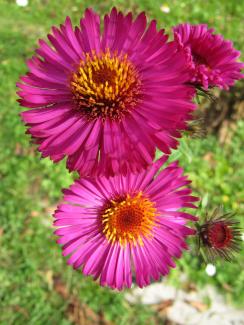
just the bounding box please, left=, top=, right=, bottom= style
left=17, top=8, right=195, bottom=177
left=54, top=157, right=198, bottom=290
left=173, top=24, right=244, bottom=89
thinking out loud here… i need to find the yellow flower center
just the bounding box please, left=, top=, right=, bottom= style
left=70, top=49, right=141, bottom=121
left=101, top=192, right=157, bottom=246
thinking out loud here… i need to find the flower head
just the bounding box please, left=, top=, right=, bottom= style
left=16, top=0, right=28, bottom=6
left=54, top=157, right=198, bottom=290
left=173, top=24, right=244, bottom=89
left=197, top=207, right=242, bottom=263
left=205, top=263, right=216, bottom=277
left=17, top=8, right=195, bottom=177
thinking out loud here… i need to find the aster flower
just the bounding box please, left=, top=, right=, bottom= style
left=197, top=207, right=242, bottom=263
left=17, top=8, right=195, bottom=177
left=53, top=157, right=198, bottom=290
left=173, top=23, right=244, bottom=90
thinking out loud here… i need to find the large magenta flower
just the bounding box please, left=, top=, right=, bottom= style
left=17, top=8, right=195, bottom=177
left=173, top=24, right=244, bottom=89
left=54, top=157, right=198, bottom=290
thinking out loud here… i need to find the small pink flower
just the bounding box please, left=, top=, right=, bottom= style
left=197, top=207, right=241, bottom=262
left=54, top=157, right=198, bottom=290
left=17, top=8, right=195, bottom=177
left=173, top=23, right=244, bottom=89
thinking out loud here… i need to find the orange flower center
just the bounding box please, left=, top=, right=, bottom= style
left=70, top=49, right=141, bottom=121
left=101, top=192, right=157, bottom=246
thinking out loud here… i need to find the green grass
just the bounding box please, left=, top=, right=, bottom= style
left=0, top=0, right=244, bottom=324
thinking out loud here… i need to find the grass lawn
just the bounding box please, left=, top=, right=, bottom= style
left=0, top=0, right=243, bottom=324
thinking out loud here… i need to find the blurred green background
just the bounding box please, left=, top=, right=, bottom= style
left=0, top=0, right=243, bottom=324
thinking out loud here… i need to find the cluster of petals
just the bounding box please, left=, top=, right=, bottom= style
left=173, top=23, right=244, bottom=89
left=54, top=157, right=198, bottom=290
left=17, top=8, right=195, bottom=177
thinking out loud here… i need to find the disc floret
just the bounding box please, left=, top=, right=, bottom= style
left=71, top=49, right=141, bottom=121
left=101, top=192, right=157, bottom=246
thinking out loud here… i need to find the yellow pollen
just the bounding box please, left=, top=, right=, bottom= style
left=100, top=192, right=157, bottom=247
left=70, top=49, right=142, bottom=121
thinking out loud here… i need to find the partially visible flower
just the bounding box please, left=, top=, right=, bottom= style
left=160, top=4, right=170, bottom=13
left=173, top=24, right=244, bottom=90
left=197, top=207, right=242, bottom=263
left=205, top=263, right=216, bottom=276
left=54, top=157, right=198, bottom=290
left=16, top=0, right=28, bottom=6
left=17, top=8, right=195, bottom=177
